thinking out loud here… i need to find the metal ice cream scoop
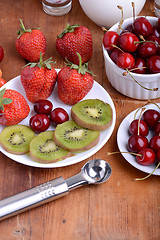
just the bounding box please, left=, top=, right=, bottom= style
left=0, top=159, right=111, bottom=221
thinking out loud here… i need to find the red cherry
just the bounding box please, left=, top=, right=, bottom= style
left=30, top=114, right=50, bottom=132
left=117, top=52, right=135, bottom=70
left=156, top=149, right=160, bottom=163
left=0, top=46, right=4, bottom=62
left=138, top=42, right=157, bottom=58
left=103, top=31, right=119, bottom=51
left=133, top=17, right=153, bottom=37
left=136, top=148, right=156, bottom=166
left=34, top=99, right=53, bottom=114
left=110, top=49, right=121, bottom=64
left=132, top=57, right=147, bottom=74
left=152, top=26, right=160, bottom=38
left=154, top=122, right=160, bottom=135
left=50, top=107, right=69, bottom=124
left=148, top=55, right=160, bottom=73
left=119, top=32, right=139, bottom=52
left=149, top=135, right=160, bottom=152
left=157, top=18, right=160, bottom=30
left=0, top=78, right=6, bottom=87
left=142, top=109, right=160, bottom=128
left=129, top=119, right=149, bottom=136
left=147, top=35, right=160, bottom=53
left=128, top=135, right=148, bottom=153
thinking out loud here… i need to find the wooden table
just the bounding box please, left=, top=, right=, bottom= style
left=0, top=0, right=159, bottom=239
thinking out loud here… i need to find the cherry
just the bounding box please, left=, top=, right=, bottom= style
left=118, top=32, right=139, bottom=52
left=149, top=135, right=160, bottom=152
left=132, top=57, right=147, bottom=74
left=133, top=17, right=153, bottom=37
left=136, top=148, right=156, bottom=166
left=157, top=18, right=160, bottom=30
left=154, top=122, right=160, bottom=135
left=128, top=135, right=148, bottom=153
left=148, top=55, right=160, bottom=73
left=152, top=26, right=160, bottom=38
left=50, top=107, right=69, bottom=124
left=117, top=52, right=135, bottom=70
left=0, top=78, right=6, bottom=88
left=156, top=149, right=160, bottom=163
left=30, top=114, right=50, bottom=132
left=147, top=35, right=160, bottom=54
left=138, top=42, right=157, bottom=58
left=129, top=119, right=149, bottom=136
left=34, top=99, right=53, bottom=115
left=0, top=46, right=4, bottom=62
left=110, top=48, right=121, bottom=64
left=142, top=109, right=160, bottom=128
left=103, top=31, right=119, bottom=51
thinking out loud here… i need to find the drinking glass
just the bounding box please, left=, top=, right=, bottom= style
left=42, top=0, right=72, bottom=16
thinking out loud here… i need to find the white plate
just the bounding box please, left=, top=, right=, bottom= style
left=0, top=71, right=116, bottom=168
left=117, top=103, right=160, bottom=176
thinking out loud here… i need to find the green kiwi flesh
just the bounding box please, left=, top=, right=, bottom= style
left=53, top=120, right=100, bottom=152
left=71, top=99, right=112, bottom=130
left=0, top=125, right=35, bottom=154
left=30, top=131, right=73, bottom=163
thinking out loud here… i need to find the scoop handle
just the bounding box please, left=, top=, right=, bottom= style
left=0, top=176, right=69, bottom=221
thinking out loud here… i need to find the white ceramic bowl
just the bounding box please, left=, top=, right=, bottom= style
left=79, top=0, right=146, bottom=28
left=103, top=16, right=160, bottom=100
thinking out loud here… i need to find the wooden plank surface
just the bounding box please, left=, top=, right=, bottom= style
left=0, top=0, right=159, bottom=239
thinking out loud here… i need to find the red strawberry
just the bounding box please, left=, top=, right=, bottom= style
left=16, top=19, right=46, bottom=62
left=20, top=54, right=57, bottom=103
left=56, top=24, right=93, bottom=65
left=57, top=53, right=94, bottom=105
left=0, top=88, right=30, bottom=126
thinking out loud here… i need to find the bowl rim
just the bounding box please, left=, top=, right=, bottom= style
left=103, top=16, right=160, bottom=79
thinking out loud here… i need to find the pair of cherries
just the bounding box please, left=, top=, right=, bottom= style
left=29, top=99, right=69, bottom=132
left=128, top=108, right=160, bottom=166
left=103, top=16, right=160, bottom=74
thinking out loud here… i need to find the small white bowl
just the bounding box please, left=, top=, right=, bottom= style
left=79, top=0, right=146, bottom=28
left=103, top=16, right=160, bottom=100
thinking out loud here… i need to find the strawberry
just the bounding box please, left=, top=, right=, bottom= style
left=20, top=53, right=57, bottom=103
left=16, top=19, right=46, bottom=62
left=0, top=88, right=30, bottom=126
left=56, top=24, right=93, bottom=65
left=57, top=53, right=94, bottom=105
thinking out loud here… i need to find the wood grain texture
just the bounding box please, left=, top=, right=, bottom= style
left=0, top=0, right=159, bottom=239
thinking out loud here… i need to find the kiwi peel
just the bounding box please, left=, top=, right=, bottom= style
left=30, top=131, right=73, bottom=163
left=53, top=120, right=100, bottom=152
left=71, top=99, right=112, bottom=130
left=0, top=125, right=35, bottom=154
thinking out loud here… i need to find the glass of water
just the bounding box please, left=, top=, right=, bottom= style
left=42, top=0, right=72, bottom=16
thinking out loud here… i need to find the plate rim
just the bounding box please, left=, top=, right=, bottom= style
left=0, top=72, right=116, bottom=168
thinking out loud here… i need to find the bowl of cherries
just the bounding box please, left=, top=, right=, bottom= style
left=103, top=16, right=160, bottom=100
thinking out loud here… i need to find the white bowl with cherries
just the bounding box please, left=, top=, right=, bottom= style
left=103, top=16, right=160, bottom=100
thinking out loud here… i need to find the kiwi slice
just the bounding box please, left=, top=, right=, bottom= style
left=0, top=125, right=35, bottom=154
left=30, top=131, right=73, bottom=163
left=71, top=99, right=113, bottom=130
left=53, top=120, right=100, bottom=152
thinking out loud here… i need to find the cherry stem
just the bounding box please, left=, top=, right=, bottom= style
left=107, top=151, right=142, bottom=157
left=134, top=40, right=160, bottom=48
left=122, top=66, right=147, bottom=76
left=102, top=27, right=108, bottom=32
left=111, top=44, right=124, bottom=52
left=133, top=161, right=160, bottom=181
left=125, top=68, right=158, bottom=91
left=117, top=5, right=124, bottom=34
left=132, top=2, right=135, bottom=22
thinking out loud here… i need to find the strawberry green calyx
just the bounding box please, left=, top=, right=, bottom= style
left=57, top=24, right=80, bottom=38
left=24, top=53, right=56, bottom=70
left=17, top=19, right=32, bottom=39
left=66, top=52, right=93, bottom=76
left=0, top=88, right=12, bottom=112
